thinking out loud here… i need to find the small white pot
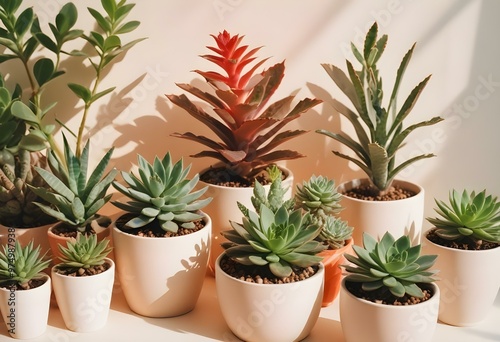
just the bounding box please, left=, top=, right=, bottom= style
left=201, top=166, right=293, bottom=272
left=0, top=274, right=51, bottom=339
left=215, top=253, right=324, bottom=342
left=51, top=258, right=115, bottom=332
left=112, top=212, right=211, bottom=317
left=422, top=231, right=500, bottom=326
left=337, top=179, right=424, bottom=245
left=340, top=278, right=440, bottom=342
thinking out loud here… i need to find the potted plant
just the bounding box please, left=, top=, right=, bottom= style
left=316, top=22, right=443, bottom=245
left=111, top=152, right=212, bottom=317
left=423, top=189, right=500, bottom=326
left=216, top=166, right=326, bottom=342
left=51, top=232, right=114, bottom=332
left=340, top=231, right=440, bottom=342
left=0, top=0, right=143, bottom=257
left=294, top=175, right=354, bottom=306
left=166, top=30, right=322, bottom=270
left=0, top=240, right=51, bottom=339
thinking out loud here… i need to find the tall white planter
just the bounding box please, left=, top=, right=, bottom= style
left=422, top=231, right=500, bottom=326
left=337, top=179, right=424, bottom=245
left=51, top=258, right=115, bottom=332
left=201, top=167, right=293, bottom=272
left=0, top=274, right=51, bottom=339
left=112, top=212, right=211, bottom=317
left=215, top=253, right=323, bottom=342
left=340, top=278, right=440, bottom=342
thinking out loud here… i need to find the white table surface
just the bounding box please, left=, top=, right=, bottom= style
left=0, top=272, right=498, bottom=342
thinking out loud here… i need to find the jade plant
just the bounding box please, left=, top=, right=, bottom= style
left=221, top=167, right=326, bottom=278
left=0, top=240, right=51, bottom=289
left=56, top=233, right=112, bottom=274
left=0, top=0, right=143, bottom=228
left=343, top=231, right=438, bottom=298
left=426, top=189, right=500, bottom=244
left=111, top=152, right=212, bottom=233
left=167, top=30, right=322, bottom=182
left=316, top=22, right=443, bottom=195
left=295, top=175, right=353, bottom=249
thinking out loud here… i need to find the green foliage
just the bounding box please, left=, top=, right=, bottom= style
left=29, top=136, right=117, bottom=232
left=57, top=233, right=112, bottom=272
left=426, top=189, right=500, bottom=243
left=343, top=232, right=438, bottom=298
left=221, top=168, right=325, bottom=278
left=112, top=152, right=212, bottom=233
left=167, top=30, right=322, bottom=180
left=0, top=240, right=51, bottom=288
left=295, top=175, right=352, bottom=249
left=316, top=22, right=443, bottom=194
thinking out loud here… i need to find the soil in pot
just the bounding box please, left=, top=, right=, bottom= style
left=53, top=262, right=112, bottom=277
left=219, top=254, right=319, bottom=284
left=52, top=215, right=111, bottom=239
left=0, top=278, right=47, bottom=291
left=343, top=183, right=416, bottom=201
left=200, top=166, right=278, bottom=187
left=426, top=228, right=500, bottom=250
left=115, top=213, right=206, bottom=237
left=345, top=281, right=435, bottom=306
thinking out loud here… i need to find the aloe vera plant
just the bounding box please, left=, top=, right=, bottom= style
left=112, top=152, right=212, bottom=233
left=316, top=22, right=443, bottom=195
left=426, top=189, right=500, bottom=243
left=167, top=30, right=322, bottom=181
left=0, top=240, right=51, bottom=289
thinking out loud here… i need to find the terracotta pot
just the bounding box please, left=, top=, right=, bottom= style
left=340, top=278, right=440, bottom=342
left=215, top=253, right=324, bottom=342
left=51, top=258, right=115, bottom=332
left=112, top=212, right=211, bottom=317
left=47, top=217, right=111, bottom=264
left=422, top=230, right=500, bottom=326
left=0, top=274, right=51, bottom=339
left=201, top=166, right=293, bottom=273
left=337, top=179, right=424, bottom=245
left=319, top=238, right=353, bottom=307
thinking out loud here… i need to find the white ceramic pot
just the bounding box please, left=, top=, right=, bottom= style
left=340, top=278, right=440, bottom=342
left=0, top=274, right=51, bottom=339
left=51, top=258, right=115, bottom=332
left=112, top=212, right=211, bottom=317
left=422, top=231, right=500, bottom=326
left=337, top=179, right=424, bottom=245
left=201, top=166, right=293, bottom=273
left=215, top=253, right=324, bottom=342
left=0, top=223, right=53, bottom=262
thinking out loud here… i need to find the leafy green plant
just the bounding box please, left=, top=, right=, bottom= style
left=57, top=233, right=112, bottom=273
left=112, top=152, right=212, bottom=233
left=343, top=231, right=438, bottom=298
left=167, top=30, right=322, bottom=181
left=0, top=240, right=51, bottom=289
left=316, top=22, right=443, bottom=195
left=295, top=175, right=352, bottom=249
left=426, top=189, right=500, bottom=243
left=221, top=168, right=325, bottom=278
left=29, top=137, right=117, bottom=233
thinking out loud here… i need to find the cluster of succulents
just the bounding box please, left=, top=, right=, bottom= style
left=112, top=152, right=212, bottom=233
left=317, top=22, right=443, bottom=195
left=0, top=240, right=51, bottom=289
left=343, top=232, right=438, bottom=298
left=427, top=189, right=500, bottom=243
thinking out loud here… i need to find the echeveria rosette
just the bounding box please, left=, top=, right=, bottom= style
left=343, top=232, right=438, bottom=298
left=57, top=233, right=112, bottom=273
left=426, top=189, right=500, bottom=243
left=222, top=205, right=325, bottom=278
left=167, top=30, right=322, bottom=179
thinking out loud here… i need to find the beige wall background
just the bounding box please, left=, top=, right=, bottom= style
left=3, top=0, right=499, bottom=229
